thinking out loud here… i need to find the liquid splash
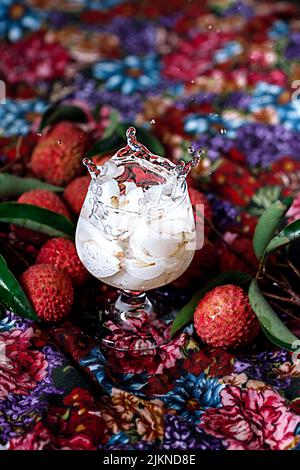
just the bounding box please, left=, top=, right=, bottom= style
left=83, top=127, right=205, bottom=187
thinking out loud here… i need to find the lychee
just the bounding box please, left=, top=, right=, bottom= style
left=63, top=176, right=90, bottom=215
left=20, top=264, right=74, bottom=323
left=36, top=237, right=89, bottom=286
left=12, top=189, right=71, bottom=243
left=194, top=284, right=260, bottom=349
left=31, top=121, right=88, bottom=185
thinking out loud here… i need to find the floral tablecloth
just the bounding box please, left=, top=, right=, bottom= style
left=1, top=0, right=300, bottom=451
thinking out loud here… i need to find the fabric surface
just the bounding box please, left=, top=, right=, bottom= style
left=1, top=0, right=300, bottom=451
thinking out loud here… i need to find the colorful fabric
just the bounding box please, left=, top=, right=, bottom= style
left=1, top=0, right=300, bottom=451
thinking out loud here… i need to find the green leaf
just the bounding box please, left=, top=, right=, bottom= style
left=253, top=198, right=293, bottom=260
left=265, top=219, right=300, bottom=255
left=86, top=133, right=124, bottom=158
left=39, top=105, right=87, bottom=131
left=102, top=110, right=119, bottom=139
left=248, top=278, right=299, bottom=352
left=0, top=254, right=38, bottom=321
left=0, top=173, right=63, bottom=198
left=171, top=271, right=252, bottom=337
left=116, top=123, right=165, bottom=156
left=0, top=202, right=75, bottom=239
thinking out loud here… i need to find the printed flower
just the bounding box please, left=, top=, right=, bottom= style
left=0, top=0, right=44, bottom=42
left=0, top=32, right=71, bottom=85
left=162, top=373, right=224, bottom=423
left=162, top=414, right=226, bottom=450
left=136, top=404, right=164, bottom=442
left=200, top=386, right=300, bottom=450
left=93, top=54, right=161, bottom=95
left=47, top=387, right=107, bottom=450
left=0, top=99, right=46, bottom=136
left=9, top=422, right=53, bottom=450
left=0, top=328, right=48, bottom=400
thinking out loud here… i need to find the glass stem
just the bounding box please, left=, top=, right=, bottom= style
left=111, top=290, right=153, bottom=321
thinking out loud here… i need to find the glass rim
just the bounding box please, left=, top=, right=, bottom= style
left=90, top=179, right=188, bottom=215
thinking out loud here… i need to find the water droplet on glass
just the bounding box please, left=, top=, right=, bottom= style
left=150, top=119, right=156, bottom=125
left=220, top=128, right=227, bottom=134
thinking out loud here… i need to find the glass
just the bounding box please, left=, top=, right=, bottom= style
left=75, top=127, right=202, bottom=351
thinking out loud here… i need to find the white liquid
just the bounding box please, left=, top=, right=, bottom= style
left=76, top=183, right=196, bottom=291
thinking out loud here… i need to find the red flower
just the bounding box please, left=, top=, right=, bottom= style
left=183, top=348, right=234, bottom=377
left=0, top=32, right=71, bottom=85
left=0, top=328, right=48, bottom=400
left=9, top=422, right=54, bottom=450
left=201, top=386, right=300, bottom=450
left=46, top=387, right=107, bottom=450
left=163, top=32, right=235, bottom=82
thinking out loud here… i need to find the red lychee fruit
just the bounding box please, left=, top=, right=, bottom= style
left=194, top=284, right=260, bottom=349
left=63, top=175, right=90, bottom=215
left=20, top=264, right=74, bottom=323
left=31, top=121, right=88, bottom=185
left=11, top=189, right=70, bottom=244
left=36, top=237, right=89, bottom=286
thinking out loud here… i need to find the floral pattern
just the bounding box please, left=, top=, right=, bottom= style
left=1, top=0, right=300, bottom=451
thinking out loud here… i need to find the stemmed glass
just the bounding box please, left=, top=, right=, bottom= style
left=76, top=127, right=202, bottom=351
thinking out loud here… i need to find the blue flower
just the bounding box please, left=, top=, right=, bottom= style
left=0, top=99, right=47, bottom=137
left=74, top=0, right=124, bottom=10
left=0, top=311, right=15, bottom=332
left=214, top=41, right=243, bottom=64
left=184, top=112, right=244, bottom=138
left=0, top=0, right=44, bottom=42
left=80, top=347, right=148, bottom=394
left=93, top=54, right=161, bottom=95
left=268, top=19, right=290, bottom=40
left=161, top=373, right=224, bottom=423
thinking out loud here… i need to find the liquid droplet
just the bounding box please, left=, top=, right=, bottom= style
left=150, top=119, right=156, bottom=125
left=220, top=128, right=227, bottom=134
left=83, top=157, right=101, bottom=180
left=126, top=126, right=141, bottom=152
left=175, top=149, right=205, bottom=182
left=57, top=139, right=62, bottom=144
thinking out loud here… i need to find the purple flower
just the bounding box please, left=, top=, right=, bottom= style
left=234, top=123, right=300, bottom=168
left=0, top=342, right=64, bottom=444
left=206, top=194, right=239, bottom=230
left=234, top=350, right=291, bottom=390
left=285, top=32, right=300, bottom=60
left=222, top=1, right=254, bottom=19
left=193, top=134, right=233, bottom=161
left=175, top=92, right=217, bottom=111
left=108, top=17, right=157, bottom=55
left=222, top=91, right=252, bottom=110
left=162, top=414, right=226, bottom=450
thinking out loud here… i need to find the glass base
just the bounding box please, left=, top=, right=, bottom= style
left=101, top=290, right=171, bottom=351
